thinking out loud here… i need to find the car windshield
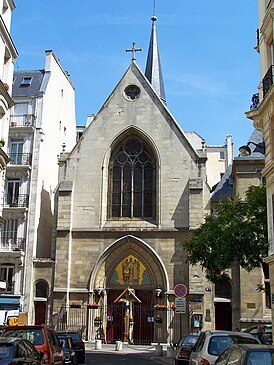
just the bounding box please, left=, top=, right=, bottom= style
left=247, top=351, right=274, bottom=365
left=3, top=329, right=44, bottom=345
left=182, top=336, right=198, bottom=346
left=0, top=344, right=13, bottom=359
left=68, top=333, right=81, bottom=342
left=208, top=336, right=259, bottom=356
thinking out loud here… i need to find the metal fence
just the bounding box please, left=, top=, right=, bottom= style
left=54, top=304, right=190, bottom=344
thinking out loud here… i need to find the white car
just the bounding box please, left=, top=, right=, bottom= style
left=189, top=330, right=260, bottom=365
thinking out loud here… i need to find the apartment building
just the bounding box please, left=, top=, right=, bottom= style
left=246, top=0, right=274, bottom=326
left=0, top=0, right=18, bottom=322
left=0, top=50, right=76, bottom=324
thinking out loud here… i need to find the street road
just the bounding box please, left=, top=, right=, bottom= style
left=86, top=352, right=170, bottom=364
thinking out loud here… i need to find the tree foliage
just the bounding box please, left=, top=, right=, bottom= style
left=183, top=185, right=268, bottom=283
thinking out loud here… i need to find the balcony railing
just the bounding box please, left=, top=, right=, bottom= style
left=9, top=114, right=36, bottom=128
left=0, top=281, right=15, bottom=293
left=0, top=238, right=25, bottom=252
left=8, top=153, right=32, bottom=166
left=250, top=93, right=259, bottom=110
left=3, top=194, right=29, bottom=208
left=262, top=65, right=274, bottom=97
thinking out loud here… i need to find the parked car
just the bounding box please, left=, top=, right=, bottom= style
left=215, top=343, right=274, bottom=365
left=242, top=323, right=272, bottom=345
left=56, top=332, right=84, bottom=364
left=173, top=335, right=199, bottom=364
left=1, top=325, right=64, bottom=365
left=57, top=334, right=77, bottom=365
left=0, top=337, right=44, bottom=364
left=189, top=330, right=261, bottom=365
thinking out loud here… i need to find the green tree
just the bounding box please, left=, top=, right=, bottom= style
left=183, top=185, right=268, bottom=283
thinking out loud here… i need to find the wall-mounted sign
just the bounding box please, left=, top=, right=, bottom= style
left=174, top=283, right=188, bottom=298
left=175, top=297, right=186, bottom=313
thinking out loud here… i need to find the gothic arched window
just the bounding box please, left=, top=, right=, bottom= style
left=109, top=137, right=156, bottom=219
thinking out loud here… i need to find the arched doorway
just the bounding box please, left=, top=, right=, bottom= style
left=90, top=235, right=168, bottom=344
left=34, top=280, right=48, bottom=325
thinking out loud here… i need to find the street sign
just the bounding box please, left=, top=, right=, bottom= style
left=175, top=297, right=186, bottom=313
left=174, top=283, right=188, bottom=298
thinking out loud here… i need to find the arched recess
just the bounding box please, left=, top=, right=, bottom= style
left=88, top=235, right=169, bottom=344
left=34, top=280, right=49, bottom=325
left=89, top=234, right=169, bottom=293
left=100, top=126, right=161, bottom=227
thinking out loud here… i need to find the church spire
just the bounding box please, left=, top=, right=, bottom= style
left=145, top=14, right=166, bottom=103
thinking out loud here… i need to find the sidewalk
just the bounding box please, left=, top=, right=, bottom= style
left=85, top=341, right=174, bottom=364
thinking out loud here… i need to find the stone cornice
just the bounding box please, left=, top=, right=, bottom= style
left=246, top=87, right=274, bottom=130
left=0, top=80, right=14, bottom=108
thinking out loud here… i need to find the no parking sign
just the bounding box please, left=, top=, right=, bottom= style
left=174, top=283, right=188, bottom=298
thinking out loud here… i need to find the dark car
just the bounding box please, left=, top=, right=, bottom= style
left=57, top=334, right=77, bottom=365
left=242, top=323, right=272, bottom=345
left=1, top=325, right=64, bottom=365
left=56, top=332, right=84, bottom=364
left=174, top=335, right=198, bottom=364
left=0, top=337, right=44, bottom=364
left=0, top=327, right=5, bottom=336
left=215, top=343, right=274, bottom=364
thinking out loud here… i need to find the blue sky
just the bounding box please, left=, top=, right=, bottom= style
left=11, top=0, right=259, bottom=153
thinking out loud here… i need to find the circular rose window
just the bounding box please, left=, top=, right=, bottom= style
left=124, top=85, right=141, bottom=101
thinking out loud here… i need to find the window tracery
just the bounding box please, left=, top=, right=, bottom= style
left=109, top=137, right=155, bottom=219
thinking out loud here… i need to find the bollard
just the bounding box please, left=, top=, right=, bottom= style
left=115, top=340, right=123, bottom=351
left=166, top=346, right=174, bottom=357
left=155, top=344, right=163, bottom=356
left=94, top=339, right=102, bottom=350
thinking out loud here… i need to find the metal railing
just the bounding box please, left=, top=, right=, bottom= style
left=3, top=194, right=29, bottom=208
left=0, top=237, right=25, bottom=252
left=250, top=93, right=259, bottom=110
left=8, top=153, right=32, bottom=166
left=0, top=281, right=15, bottom=293
left=262, top=65, right=274, bottom=97
left=9, top=114, right=36, bottom=127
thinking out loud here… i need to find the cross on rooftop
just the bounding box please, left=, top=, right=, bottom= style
left=126, top=42, right=142, bottom=61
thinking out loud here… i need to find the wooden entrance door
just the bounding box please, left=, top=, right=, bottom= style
left=215, top=302, right=232, bottom=330
left=34, top=301, right=46, bottom=325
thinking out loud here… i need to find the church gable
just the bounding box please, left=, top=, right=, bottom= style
left=58, top=62, right=208, bottom=229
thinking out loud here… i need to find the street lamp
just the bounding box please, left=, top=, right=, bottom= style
left=155, top=287, right=162, bottom=297
left=95, top=287, right=105, bottom=296
left=239, top=141, right=265, bottom=156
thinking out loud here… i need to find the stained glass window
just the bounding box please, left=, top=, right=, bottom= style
left=109, top=137, right=155, bottom=218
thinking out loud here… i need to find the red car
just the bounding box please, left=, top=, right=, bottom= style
left=1, top=325, right=64, bottom=365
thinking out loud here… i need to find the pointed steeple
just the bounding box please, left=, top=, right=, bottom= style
left=145, top=15, right=166, bottom=103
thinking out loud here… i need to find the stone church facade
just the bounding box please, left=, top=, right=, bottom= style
left=50, top=21, right=212, bottom=341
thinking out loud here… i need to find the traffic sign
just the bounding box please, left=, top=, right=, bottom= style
left=174, top=283, right=188, bottom=298
left=175, top=297, right=186, bottom=313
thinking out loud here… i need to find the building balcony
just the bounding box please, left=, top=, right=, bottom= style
left=3, top=194, right=29, bottom=208
left=262, top=65, right=274, bottom=98
left=0, top=281, right=15, bottom=294
left=0, top=237, right=25, bottom=252
left=250, top=93, right=259, bottom=110
left=9, top=114, right=36, bottom=128
left=8, top=153, right=32, bottom=166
